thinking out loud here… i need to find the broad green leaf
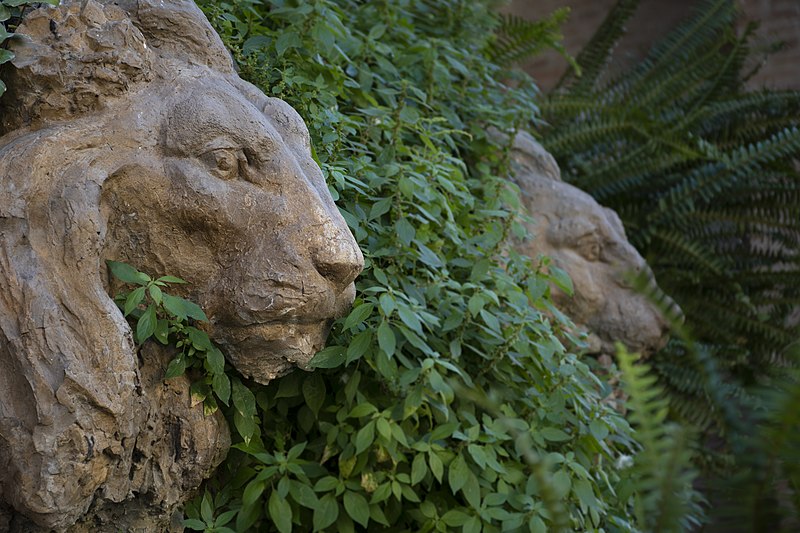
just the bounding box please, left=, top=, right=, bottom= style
left=216, top=509, right=237, bottom=527
left=441, top=509, right=470, bottom=527
left=313, top=477, right=339, bottom=492
left=289, top=479, right=318, bottom=508
left=552, top=470, right=572, bottom=499
left=302, top=373, right=326, bottom=418
left=148, top=284, right=162, bottom=305
left=368, top=23, right=386, bottom=40
left=203, top=395, right=218, bottom=416
left=376, top=417, right=391, bottom=440
left=355, top=420, right=375, bottom=454
left=312, top=21, right=335, bottom=54
left=236, top=499, right=262, bottom=533
left=429, top=452, right=444, bottom=483
left=189, top=382, right=209, bottom=407
left=156, top=275, right=187, bottom=284
left=154, top=318, right=169, bottom=344
left=529, top=515, right=547, bottom=533
left=399, top=105, right=420, bottom=124
left=309, top=345, right=346, bottom=368
left=124, top=286, right=145, bottom=316
left=469, top=258, right=491, bottom=282
left=411, top=453, right=427, bottom=484
left=187, top=327, right=213, bottom=351
left=276, top=31, right=301, bottom=56
left=464, top=516, right=481, bottom=533
left=0, top=48, right=14, bottom=66
left=313, top=494, right=339, bottom=532
left=343, top=491, right=370, bottom=528
left=448, top=454, right=469, bottom=493
left=377, top=321, right=395, bottom=356
left=164, top=357, right=186, bottom=379
left=212, top=373, right=231, bottom=405
left=574, top=479, right=597, bottom=513
left=549, top=265, right=574, bottom=296
left=162, top=294, right=207, bottom=322
left=462, top=470, right=481, bottom=509
left=232, top=378, right=257, bottom=417
left=397, top=306, right=422, bottom=333
left=181, top=518, right=206, bottom=531
left=540, top=427, right=571, bottom=442
left=234, top=410, right=257, bottom=445
left=467, top=444, right=487, bottom=470
left=378, top=293, right=396, bottom=316
left=243, top=35, right=271, bottom=55
left=269, top=489, right=293, bottom=533
left=135, top=304, right=156, bottom=344
left=348, top=402, right=377, bottom=418
left=468, top=293, right=486, bottom=316
left=107, top=260, right=149, bottom=285
left=206, top=346, right=225, bottom=375
left=396, top=218, right=415, bottom=246
left=479, top=309, right=501, bottom=332
left=346, top=330, right=372, bottom=364
left=342, top=303, right=373, bottom=331
left=589, top=419, right=609, bottom=441
left=200, top=492, right=214, bottom=524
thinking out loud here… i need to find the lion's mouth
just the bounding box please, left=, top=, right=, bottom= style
left=210, top=320, right=333, bottom=384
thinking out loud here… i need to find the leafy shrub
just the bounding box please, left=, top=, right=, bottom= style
left=107, top=260, right=254, bottom=421
left=179, top=0, right=646, bottom=531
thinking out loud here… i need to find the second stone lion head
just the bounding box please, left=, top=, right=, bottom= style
left=507, top=131, right=679, bottom=357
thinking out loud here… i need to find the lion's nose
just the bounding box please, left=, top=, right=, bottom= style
left=311, top=218, right=364, bottom=293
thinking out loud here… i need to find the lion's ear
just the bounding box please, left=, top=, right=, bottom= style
left=112, top=0, right=235, bottom=73
left=1, top=0, right=235, bottom=135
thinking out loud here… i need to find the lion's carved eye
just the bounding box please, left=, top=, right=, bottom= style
left=203, top=148, right=241, bottom=180
left=576, top=234, right=602, bottom=262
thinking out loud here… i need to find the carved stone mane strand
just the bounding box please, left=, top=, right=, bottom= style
left=0, top=1, right=363, bottom=530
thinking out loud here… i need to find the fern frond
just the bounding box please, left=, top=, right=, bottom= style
left=617, top=345, right=702, bottom=531
left=557, top=0, right=640, bottom=94
left=489, top=10, right=573, bottom=69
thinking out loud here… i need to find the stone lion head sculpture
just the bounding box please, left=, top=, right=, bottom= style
left=508, top=131, right=677, bottom=357
left=0, top=0, right=362, bottom=530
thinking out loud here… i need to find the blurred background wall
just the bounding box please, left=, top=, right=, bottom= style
left=503, top=0, right=800, bottom=90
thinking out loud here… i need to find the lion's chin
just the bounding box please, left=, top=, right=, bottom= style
left=213, top=321, right=332, bottom=384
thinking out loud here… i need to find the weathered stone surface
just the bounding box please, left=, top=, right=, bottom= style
left=508, top=131, right=677, bottom=356
left=0, top=0, right=363, bottom=530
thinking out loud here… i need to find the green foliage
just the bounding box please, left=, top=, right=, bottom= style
left=183, top=0, right=644, bottom=530
left=0, top=0, right=59, bottom=97
left=616, top=345, right=701, bottom=532
left=540, top=0, right=800, bottom=428
left=108, top=261, right=256, bottom=430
